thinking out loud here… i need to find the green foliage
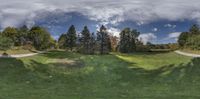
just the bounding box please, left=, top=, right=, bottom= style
left=66, top=25, right=77, bottom=51
left=186, top=35, right=200, bottom=50
left=29, top=26, right=53, bottom=50
left=58, top=34, right=67, bottom=49
left=189, top=24, right=200, bottom=35
left=16, top=25, right=29, bottom=46
left=178, top=32, right=189, bottom=47
left=0, top=36, right=13, bottom=51
left=178, top=24, right=200, bottom=50
left=2, top=27, right=18, bottom=44
left=97, top=25, right=111, bottom=54
left=79, top=26, right=95, bottom=54
left=119, top=28, right=140, bottom=53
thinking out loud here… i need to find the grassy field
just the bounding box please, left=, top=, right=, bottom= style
left=1, top=50, right=200, bottom=99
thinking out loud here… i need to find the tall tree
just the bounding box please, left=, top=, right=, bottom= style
left=130, top=29, right=140, bottom=51
left=16, top=25, right=29, bottom=46
left=97, top=25, right=111, bottom=54
left=80, top=26, right=91, bottom=54
left=66, top=25, right=77, bottom=51
left=89, top=33, right=96, bottom=54
left=119, top=28, right=131, bottom=53
left=119, top=28, right=140, bottom=53
left=29, top=26, right=53, bottom=50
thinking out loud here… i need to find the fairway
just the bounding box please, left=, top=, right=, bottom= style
left=1, top=51, right=200, bottom=99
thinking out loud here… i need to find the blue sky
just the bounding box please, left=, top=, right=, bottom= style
left=0, top=0, right=200, bottom=44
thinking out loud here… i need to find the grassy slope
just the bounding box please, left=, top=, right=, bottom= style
left=1, top=51, right=200, bottom=99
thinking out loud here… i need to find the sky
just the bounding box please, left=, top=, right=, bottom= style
left=0, top=0, right=200, bottom=44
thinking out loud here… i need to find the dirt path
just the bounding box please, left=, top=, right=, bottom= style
left=175, top=50, right=200, bottom=57
left=0, top=52, right=45, bottom=58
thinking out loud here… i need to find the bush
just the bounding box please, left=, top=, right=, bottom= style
left=0, top=36, right=13, bottom=51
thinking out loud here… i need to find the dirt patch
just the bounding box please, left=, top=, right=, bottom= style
left=46, top=58, right=84, bottom=68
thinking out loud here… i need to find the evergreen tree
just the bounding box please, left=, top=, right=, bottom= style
left=66, top=25, right=77, bottom=51
left=119, top=28, right=131, bottom=53
left=119, top=28, right=140, bottom=53
left=89, top=33, right=96, bottom=54
left=130, top=29, right=140, bottom=51
left=189, top=24, right=200, bottom=35
left=97, top=25, right=111, bottom=54
left=80, top=26, right=91, bottom=54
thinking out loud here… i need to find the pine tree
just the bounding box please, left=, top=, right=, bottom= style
left=189, top=24, right=200, bottom=35
left=130, top=29, right=140, bottom=51
left=119, top=28, right=140, bottom=53
left=80, top=26, right=91, bottom=54
left=89, top=33, right=96, bottom=54
left=97, top=25, right=111, bottom=54
left=66, top=25, right=77, bottom=51
left=119, top=28, right=131, bottom=53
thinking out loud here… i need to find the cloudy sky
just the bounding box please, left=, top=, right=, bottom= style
left=0, top=0, right=200, bottom=44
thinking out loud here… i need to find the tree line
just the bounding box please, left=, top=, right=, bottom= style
left=178, top=24, right=200, bottom=50
left=0, top=25, right=145, bottom=54
left=58, top=25, right=145, bottom=54
left=1, top=24, right=185, bottom=55
left=0, top=25, right=56, bottom=52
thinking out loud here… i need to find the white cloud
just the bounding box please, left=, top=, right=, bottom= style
left=138, top=33, right=157, bottom=44
left=164, top=24, right=177, bottom=28
left=1, top=0, right=200, bottom=28
left=167, top=32, right=181, bottom=41
left=107, top=27, right=120, bottom=37
left=152, top=28, right=158, bottom=32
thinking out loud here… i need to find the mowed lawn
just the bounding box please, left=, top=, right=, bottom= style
left=0, top=51, right=200, bottom=99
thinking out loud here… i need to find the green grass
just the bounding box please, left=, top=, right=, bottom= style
left=1, top=51, right=200, bottom=99
left=115, top=52, right=191, bottom=70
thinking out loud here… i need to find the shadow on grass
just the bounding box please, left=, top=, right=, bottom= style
left=1, top=52, right=200, bottom=98
left=28, top=51, right=200, bottom=84
left=1, top=51, right=199, bottom=86
left=0, top=58, right=39, bottom=83
left=42, top=50, right=81, bottom=59
left=149, top=58, right=200, bottom=81
left=112, top=57, right=200, bottom=85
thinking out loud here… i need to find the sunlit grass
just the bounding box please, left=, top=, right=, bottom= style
left=115, top=52, right=191, bottom=70
left=0, top=50, right=199, bottom=99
